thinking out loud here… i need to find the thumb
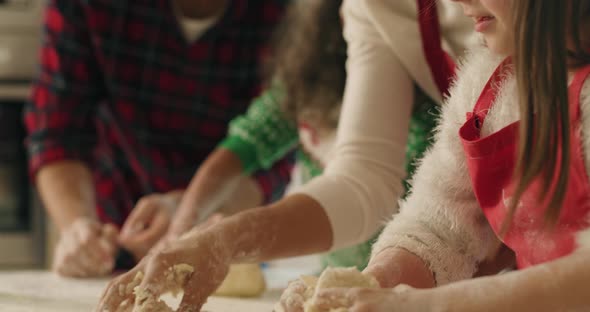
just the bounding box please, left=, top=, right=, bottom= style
left=132, top=210, right=170, bottom=246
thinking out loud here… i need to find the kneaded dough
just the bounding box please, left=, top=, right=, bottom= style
left=276, top=267, right=379, bottom=312
left=213, top=263, right=266, bottom=298
left=132, top=295, right=173, bottom=312
left=121, top=263, right=194, bottom=312
left=163, top=263, right=195, bottom=297
left=117, top=263, right=266, bottom=312
left=314, top=267, right=379, bottom=290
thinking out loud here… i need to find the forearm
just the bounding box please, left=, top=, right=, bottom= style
left=36, top=160, right=96, bottom=231
left=215, top=193, right=333, bottom=263
left=435, top=249, right=590, bottom=312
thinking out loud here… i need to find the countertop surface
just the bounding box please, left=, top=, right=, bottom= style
left=0, top=271, right=277, bottom=312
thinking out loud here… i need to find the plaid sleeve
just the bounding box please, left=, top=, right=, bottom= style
left=252, top=150, right=295, bottom=204
left=24, top=0, right=102, bottom=179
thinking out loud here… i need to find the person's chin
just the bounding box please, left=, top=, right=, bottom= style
left=484, top=38, right=510, bottom=56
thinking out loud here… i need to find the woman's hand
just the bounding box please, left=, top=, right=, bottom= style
left=96, top=227, right=232, bottom=312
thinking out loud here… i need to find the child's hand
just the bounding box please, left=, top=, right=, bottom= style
left=309, top=285, right=431, bottom=312
left=119, top=191, right=183, bottom=261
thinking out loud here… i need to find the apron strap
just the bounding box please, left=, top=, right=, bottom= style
left=472, top=58, right=512, bottom=125
left=569, top=64, right=590, bottom=123
left=417, top=0, right=456, bottom=96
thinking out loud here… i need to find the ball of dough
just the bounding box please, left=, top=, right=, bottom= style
left=214, top=263, right=266, bottom=297
left=276, top=267, right=379, bottom=312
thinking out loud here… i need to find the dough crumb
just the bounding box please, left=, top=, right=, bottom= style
left=132, top=290, right=174, bottom=312
left=127, top=271, right=144, bottom=295
left=165, top=264, right=195, bottom=297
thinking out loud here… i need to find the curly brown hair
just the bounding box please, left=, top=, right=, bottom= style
left=266, top=0, right=346, bottom=129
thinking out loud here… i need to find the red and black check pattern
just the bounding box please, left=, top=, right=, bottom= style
left=25, top=0, right=294, bottom=226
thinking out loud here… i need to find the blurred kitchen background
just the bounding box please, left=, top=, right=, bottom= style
left=0, top=0, right=49, bottom=269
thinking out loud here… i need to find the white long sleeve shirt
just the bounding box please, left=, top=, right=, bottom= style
left=293, top=0, right=475, bottom=249
left=371, top=47, right=590, bottom=285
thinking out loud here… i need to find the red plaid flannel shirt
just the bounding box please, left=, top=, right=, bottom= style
left=25, top=0, right=294, bottom=226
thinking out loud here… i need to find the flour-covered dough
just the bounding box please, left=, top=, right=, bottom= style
left=116, top=263, right=266, bottom=312
left=276, top=267, right=379, bottom=312
left=117, top=263, right=194, bottom=312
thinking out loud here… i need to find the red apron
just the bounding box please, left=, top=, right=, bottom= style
left=459, top=60, right=590, bottom=268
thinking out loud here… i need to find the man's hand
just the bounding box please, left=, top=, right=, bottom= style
left=53, top=218, right=118, bottom=277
